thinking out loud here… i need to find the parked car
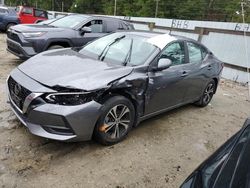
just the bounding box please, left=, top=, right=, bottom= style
left=6, top=14, right=134, bottom=59
left=0, top=6, right=19, bottom=31
left=6, top=31, right=223, bottom=145
left=181, top=118, right=250, bottom=188
left=16, top=6, right=48, bottom=24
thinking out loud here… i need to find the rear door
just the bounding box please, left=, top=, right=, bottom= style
left=181, top=41, right=211, bottom=102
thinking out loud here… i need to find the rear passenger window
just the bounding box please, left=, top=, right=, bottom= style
left=84, top=20, right=103, bottom=33
left=106, top=20, right=120, bottom=32
left=34, top=9, right=47, bottom=18
left=0, top=8, right=8, bottom=14
left=201, top=47, right=208, bottom=59
left=187, top=42, right=203, bottom=64
left=22, top=7, right=32, bottom=15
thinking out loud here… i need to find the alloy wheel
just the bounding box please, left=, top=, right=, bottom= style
left=203, top=83, right=214, bottom=104
left=100, top=104, right=131, bottom=139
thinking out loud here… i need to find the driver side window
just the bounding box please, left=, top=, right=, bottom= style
left=84, top=20, right=103, bottom=33
left=160, top=42, right=185, bottom=66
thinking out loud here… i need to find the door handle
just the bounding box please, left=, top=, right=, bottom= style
left=181, top=71, right=189, bottom=77
left=207, top=65, right=212, bottom=70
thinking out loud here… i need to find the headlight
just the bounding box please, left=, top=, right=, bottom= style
left=22, top=32, right=47, bottom=38
left=44, top=92, right=95, bottom=105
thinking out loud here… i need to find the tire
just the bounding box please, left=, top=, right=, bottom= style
left=6, top=23, right=16, bottom=31
left=47, top=45, right=64, bottom=50
left=94, top=96, right=135, bottom=146
left=195, top=80, right=216, bottom=107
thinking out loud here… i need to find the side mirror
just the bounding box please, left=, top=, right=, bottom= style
left=153, top=58, right=172, bottom=71
left=80, top=26, right=92, bottom=35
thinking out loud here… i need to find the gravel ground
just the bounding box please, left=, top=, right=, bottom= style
left=0, top=33, right=250, bottom=188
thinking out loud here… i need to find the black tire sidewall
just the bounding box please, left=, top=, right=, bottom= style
left=94, top=96, right=135, bottom=145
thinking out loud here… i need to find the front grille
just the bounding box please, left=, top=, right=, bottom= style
left=7, top=31, right=21, bottom=44
left=8, top=77, right=32, bottom=111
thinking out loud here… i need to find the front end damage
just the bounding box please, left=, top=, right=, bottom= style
left=7, top=67, right=148, bottom=141
left=7, top=69, right=104, bottom=141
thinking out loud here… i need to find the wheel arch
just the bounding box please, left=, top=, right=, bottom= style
left=97, top=89, right=140, bottom=126
left=5, top=22, right=17, bottom=30
left=45, top=39, right=73, bottom=50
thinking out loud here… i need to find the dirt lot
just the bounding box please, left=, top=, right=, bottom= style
left=0, top=33, right=250, bottom=188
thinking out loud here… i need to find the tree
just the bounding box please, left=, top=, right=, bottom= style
left=3, top=0, right=250, bottom=22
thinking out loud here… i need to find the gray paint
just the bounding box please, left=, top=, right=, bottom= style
left=6, top=15, right=134, bottom=59
left=18, top=49, right=134, bottom=91
left=7, top=31, right=223, bottom=141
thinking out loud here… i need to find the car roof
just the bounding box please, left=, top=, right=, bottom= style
left=116, top=30, right=207, bottom=50
left=115, top=30, right=177, bottom=49
left=68, top=14, right=130, bottom=22
left=0, top=6, right=8, bottom=9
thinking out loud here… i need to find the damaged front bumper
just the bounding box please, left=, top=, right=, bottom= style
left=7, top=69, right=103, bottom=142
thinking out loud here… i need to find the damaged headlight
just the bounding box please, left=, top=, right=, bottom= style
left=44, top=92, right=95, bottom=105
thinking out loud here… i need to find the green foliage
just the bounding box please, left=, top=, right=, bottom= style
left=4, top=0, right=250, bottom=22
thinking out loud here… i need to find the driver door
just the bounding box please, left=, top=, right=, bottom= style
left=145, top=41, right=189, bottom=115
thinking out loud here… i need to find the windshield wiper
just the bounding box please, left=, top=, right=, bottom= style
left=98, top=35, right=126, bottom=61
left=123, top=39, right=133, bottom=66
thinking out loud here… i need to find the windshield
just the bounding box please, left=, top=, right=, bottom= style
left=49, top=15, right=89, bottom=28
left=80, top=33, right=158, bottom=66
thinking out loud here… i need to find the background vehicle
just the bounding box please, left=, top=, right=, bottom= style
left=0, top=6, right=19, bottom=31
left=16, top=6, right=48, bottom=24
left=181, top=118, right=250, bottom=188
left=6, top=32, right=223, bottom=145
left=6, top=14, right=134, bottom=59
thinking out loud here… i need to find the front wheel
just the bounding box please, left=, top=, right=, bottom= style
left=94, top=96, right=135, bottom=145
left=195, top=80, right=216, bottom=107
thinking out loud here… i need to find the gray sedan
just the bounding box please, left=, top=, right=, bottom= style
left=6, top=31, right=224, bottom=145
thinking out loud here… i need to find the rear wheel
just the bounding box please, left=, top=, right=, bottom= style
left=195, top=80, right=216, bottom=107
left=47, top=45, right=64, bottom=50
left=94, top=96, right=135, bottom=145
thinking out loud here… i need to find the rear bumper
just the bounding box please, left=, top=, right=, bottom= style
left=7, top=38, right=37, bottom=60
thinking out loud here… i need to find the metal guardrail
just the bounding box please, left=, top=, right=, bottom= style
left=127, top=19, right=250, bottom=73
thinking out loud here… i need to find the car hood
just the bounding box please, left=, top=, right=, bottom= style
left=11, top=24, right=66, bottom=32
left=18, top=49, right=134, bottom=91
